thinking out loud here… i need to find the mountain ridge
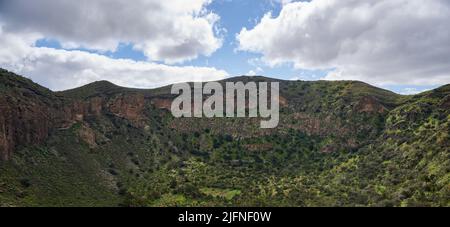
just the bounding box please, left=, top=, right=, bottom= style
left=1, top=69, right=405, bottom=161
left=0, top=68, right=448, bottom=207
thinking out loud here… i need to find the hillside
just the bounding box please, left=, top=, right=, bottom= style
left=0, top=69, right=448, bottom=207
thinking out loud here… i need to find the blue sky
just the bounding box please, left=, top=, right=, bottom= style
left=187, top=0, right=331, bottom=81
left=2, top=0, right=449, bottom=93
left=35, top=0, right=331, bottom=82
left=34, top=1, right=301, bottom=78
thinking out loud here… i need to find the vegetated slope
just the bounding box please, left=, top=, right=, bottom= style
left=0, top=69, right=448, bottom=207
left=363, top=85, right=450, bottom=206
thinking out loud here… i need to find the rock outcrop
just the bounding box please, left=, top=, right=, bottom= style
left=0, top=86, right=149, bottom=160
left=0, top=70, right=410, bottom=161
left=77, top=124, right=98, bottom=149
left=151, top=98, right=172, bottom=110
left=355, top=96, right=386, bottom=113
left=0, top=94, right=54, bottom=161
left=107, top=94, right=146, bottom=127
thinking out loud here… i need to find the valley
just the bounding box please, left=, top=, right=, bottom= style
left=0, top=68, right=448, bottom=207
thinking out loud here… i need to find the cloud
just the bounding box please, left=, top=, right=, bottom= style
left=0, top=1, right=229, bottom=90
left=272, top=0, right=295, bottom=6
left=399, top=87, right=431, bottom=95
left=0, top=0, right=222, bottom=63
left=237, top=0, right=450, bottom=86
left=0, top=28, right=228, bottom=91
left=247, top=67, right=263, bottom=76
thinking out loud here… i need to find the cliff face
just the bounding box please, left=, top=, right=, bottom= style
left=59, top=94, right=146, bottom=128
left=355, top=96, right=387, bottom=113
left=0, top=69, right=436, bottom=163
left=0, top=70, right=151, bottom=160
left=151, top=98, right=172, bottom=110
left=0, top=97, right=12, bottom=160
left=0, top=93, right=55, bottom=161
left=1, top=70, right=449, bottom=207
left=0, top=70, right=404, bottom=161
left=107, top=94, right=146, bottom=127
left=0, top=94, right=148, bottom=160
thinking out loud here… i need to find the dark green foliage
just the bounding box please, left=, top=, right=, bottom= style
left=0, top=69, right=448, bottom=207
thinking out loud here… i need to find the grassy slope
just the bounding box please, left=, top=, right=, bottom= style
left=0, top=69, right=448, bottom=207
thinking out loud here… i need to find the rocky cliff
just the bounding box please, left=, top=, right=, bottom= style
left=0, top=69, right=402, bottom=161
left=0, top=70, right=150, bottom=160
left=0, top=69, right=448, bottom=207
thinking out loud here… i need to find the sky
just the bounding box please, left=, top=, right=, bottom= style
left=0, top=0, right=449, bottom=94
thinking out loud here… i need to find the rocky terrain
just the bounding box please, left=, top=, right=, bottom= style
left=0, top=68, right=448, bottom=207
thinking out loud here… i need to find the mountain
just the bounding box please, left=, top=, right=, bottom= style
left=0, top=68, right=448, bottom=207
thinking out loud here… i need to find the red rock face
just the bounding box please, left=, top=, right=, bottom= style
left=107, top=94, right=146, bottom=126
left=151, top=98, right=172, bottom=110
left=89, top=97, right=103, bottom=116
left=58, top=98, right=103, bottom=129
left=78, top=124, right=97, bottom=149
left=0, top=95, right=53, bottom=161
left=57, top=94, right=148, bottom=128
left=279, top=96, right=288, bottom=108
left=0, top=91, right=149, bottom=161
left=355, top=96, right=386, bottom=114
left=0, top=102, right=11, bottom=161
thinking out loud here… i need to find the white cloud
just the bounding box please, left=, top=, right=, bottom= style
left=398, top=87, right=431, bottom=95
left=0, top=1, right=229, bottom=90
left=247, top=70, right=257, bottom=76
left=273, top=0, right=295, bottom=6
left=0, top=0, right=222, bottom=63
left=0, top=28, right=228, bottom=91
left=247, top=66, right=263, bottom=76
left=237, top=0, right=450, bottom=86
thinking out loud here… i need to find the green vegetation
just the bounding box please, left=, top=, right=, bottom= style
left=0, top=69, right=448, bottom=207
